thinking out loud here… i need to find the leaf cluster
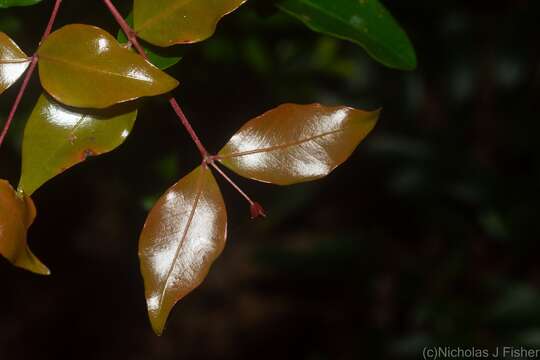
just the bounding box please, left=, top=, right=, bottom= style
left=0, top=0, right=415, bottom=335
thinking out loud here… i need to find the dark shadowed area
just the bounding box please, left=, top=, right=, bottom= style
left=1, top=0, right=539, bottom=359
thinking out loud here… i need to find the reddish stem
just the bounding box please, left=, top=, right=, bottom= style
left=101, top=0, right=209, bottom=158
left=210, top=162, right=253, bottom=204
left=102, top=0, right=147, bottom=58
left=169, top=97, right=208, bottom=158
left=0, top=57, right=37, bottom=148
left=102, top=0, right=264, bottom=217
left=210, top=162, right=266, bottom=219
left=40, top=0, right=63, bottom=44
left=0, top=0, right=62, bottom=150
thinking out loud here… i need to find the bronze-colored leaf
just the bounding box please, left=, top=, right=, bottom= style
left=18, top=94, right=137, bottom=196
left=134, top=0, right=247, bottom=47
left=0, top=32, right=30, bottom=95
left=218, top=103, right=380, bottom=185
left=139, top=165, right=227, bottom=335
left=0, top=180, right=49, bottom=275
left=37, top=24, right=179, bottom=109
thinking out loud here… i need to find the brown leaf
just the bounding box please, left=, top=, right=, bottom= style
left=139, top=165, right=227, bottom=335
left=218, top=103, right=380, bottom=185
left=0, top=180, right=49, bottom=275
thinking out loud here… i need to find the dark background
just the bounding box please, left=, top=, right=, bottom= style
left=1, top=0, right=539, bottom=359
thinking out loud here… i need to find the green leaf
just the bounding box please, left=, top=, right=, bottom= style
left=218, top=103, right=379, bottom=185
left=133, top=0, right=247, bottom=47
left=276, top=0, right=417, bottom=70
left=18, top=94, right=137, bottom=196
left=0, top=180, right=49, bottom=275
left=37, top=24, right=179, bottom=109
left=0, top=32, right=30, bottom=95
left=0, top=0, right=42, bottom=8
left=117, top=13, right=182, bottom=70
left=139, top=165, right=227, bottom=335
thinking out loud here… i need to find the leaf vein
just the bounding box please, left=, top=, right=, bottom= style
left=157, top=167, right=206, bottom=310
left=38, top=54, right=154, bottom=83
left=221, top=126, right=349, bottom=158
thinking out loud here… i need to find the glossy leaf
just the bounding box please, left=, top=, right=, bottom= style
left=219, top=103, right=379, bottom=185
left=117, top=13, right=182, bottom=70
left=0, top=0, right=42, bottom=8
left=0, top=180, right=49, bottom=275
left=133, top=0, right=247, bottom=47
left=18, top=94, right=137, bottom=196
left=37, top=24, right=179, bottom=109
left=276, top=0, right=417, bottom=70
left=139, top=165, right=227, bottom=335
left=0, top=32, right=30, bottom=95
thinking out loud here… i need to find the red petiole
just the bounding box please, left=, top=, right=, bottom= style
left=0, top=0, right=63, bottom=150
left=101, top=0, right=265, bottom=217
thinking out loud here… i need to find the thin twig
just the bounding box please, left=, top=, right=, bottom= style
left=169, top=97, right=208, bottom=158
left=0, top=57, right=37, bottom=148
left=102, top=0, right=209, bottom=159
left=102, top=0, right=147, bottom=58
left=40, top=0, right=63, bottom=44
left=102, top=0, right=264, bottom=217
left=210, top=162, right=266, bottom=219
left=210, top=162, right=254, bottom=205
left=0, top=0, right=63, bottom=149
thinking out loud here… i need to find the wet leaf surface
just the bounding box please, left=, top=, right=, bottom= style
left=18, top=94, right=137, bottom=195
left=219, top=103, right=379, bottom=185
left=0, top=180, right=49, bottom=275
left=37, top=24, right=178, bottom=108
left=0, top=32, right=30, bottom=94
left=139, top=165, right=227, bottom=335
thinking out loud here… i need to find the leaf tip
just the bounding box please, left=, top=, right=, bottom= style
left=147, top=302, right=168, bottom=336
left=16, top=247, right=50, bottom=276
left=390, top=46, right=417, bottom=71
left=33, top=263, right=51, bottom=276
left=400, top=54, right=417, bottom=71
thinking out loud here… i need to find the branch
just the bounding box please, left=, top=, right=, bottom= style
left=102, top=0, right=209, bottom=159
left=0, top=0, right=63, bottom=150
left=40, top=0, right=63, bottom=44
left=0, top=57, right=37, bottom=148
left=102, top=0, right=265, bottom=218
left=210, top=162, right=266, bottom=219
left=102, top=0, right=147, bottom=59
left=169, top=97, right=208, bottom=158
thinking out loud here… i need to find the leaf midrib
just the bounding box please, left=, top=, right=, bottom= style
left=220, top=126, right=351, bottom=158
left=157, top=167, right=206, bottom=310
left=38, top=53, right=154, bottom=83
left=0, top=58, right=30, bottom=64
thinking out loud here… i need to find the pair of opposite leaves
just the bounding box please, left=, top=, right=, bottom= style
left=1, top=101, right=380, bottom=335
left=0, top=13, right=380, bottom=336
